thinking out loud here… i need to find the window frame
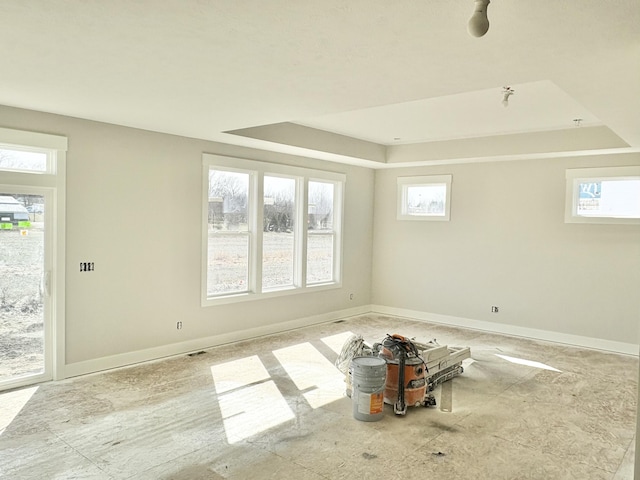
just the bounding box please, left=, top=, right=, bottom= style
left=565, top=166, right=640, bottom=225
left=202, top=154, right=345, bottom=306
left=306, top=178, right=342, bottom=287
left=397, top=174, right=452, bottom=221
left=206, top=166, right=255, bottom=297
left=261, top=173, right=302, bottom=292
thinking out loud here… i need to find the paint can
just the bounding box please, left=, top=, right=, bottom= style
left=350, top=356, right=386, bottom=422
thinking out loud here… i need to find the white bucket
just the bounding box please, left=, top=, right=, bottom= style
left=351, top=356, right=387, bottom=422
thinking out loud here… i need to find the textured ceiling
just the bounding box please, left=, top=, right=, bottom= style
left=0, top=1, right=638, bottom=168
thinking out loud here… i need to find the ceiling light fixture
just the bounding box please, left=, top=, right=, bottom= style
left=502, top=86, right=514, bottom=107
left=468, top=0, right=490, bottom=37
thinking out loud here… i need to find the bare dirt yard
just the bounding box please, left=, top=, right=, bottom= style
left=0, top=225, right=44, bottom=381
left=207, top=230, right=333, bottom=295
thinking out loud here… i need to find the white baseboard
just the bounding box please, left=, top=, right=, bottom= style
left=371, top=305, right=639, bottom=356
left=62, top=304, right=370, bottom=379
left=62, top=303, right=637, bottom=380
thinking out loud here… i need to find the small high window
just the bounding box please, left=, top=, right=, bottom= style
left=397, top=175, right=452, bottom=221
left=565, top=166, right=640, bottom=224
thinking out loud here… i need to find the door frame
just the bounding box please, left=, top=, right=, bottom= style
left=0, top=127, right=66, bottom=392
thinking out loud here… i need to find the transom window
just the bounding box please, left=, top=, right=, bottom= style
left=0, top=128, right=62, bottom=175
left=202, top=154, right=344, bottom=304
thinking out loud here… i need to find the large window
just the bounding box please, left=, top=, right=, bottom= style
left=565, top=166, right=640, bottom=224
left=202, top=155, right=344, bottom=304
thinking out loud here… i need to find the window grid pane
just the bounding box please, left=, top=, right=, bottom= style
left=262, top=176, right=296, bottom=290
left=307, top=181, right=335, bottom=284
left=207, top=232, right=249, bottom=295
left=0, top=148, right=48, bottom=173
left=306, top=233, right=334, bottom=284
left=405, top=184, right=447, bottom=216
left=208, top=169, right=250, bottom=296
left=576, top=179, right=640, bottom=218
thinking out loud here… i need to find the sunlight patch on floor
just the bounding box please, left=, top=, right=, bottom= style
left=321, top=331, right=356, bottom=354
left=495, top=354, right=561, bottom=372
left=211, top=356, right=294, bottom=444
left=216, top=380, right=295, bottom=444
left=210, top=355, right=270, bottom=395
left=209, top=332, right=353, bottom=443
left=273, top=342, right=345, bottom=409
left=0, top=386, right=38, bottom=436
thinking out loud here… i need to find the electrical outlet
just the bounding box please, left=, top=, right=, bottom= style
left=349, top=293, right=354, bottom=300
left=491, top=306, right=499, bottom=313
left=176, top=321, right=183, bottom=330
left=79, top=262, right=95, bottom=272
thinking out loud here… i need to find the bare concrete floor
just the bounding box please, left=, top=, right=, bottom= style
left=0, top=314, right=637, bottom=479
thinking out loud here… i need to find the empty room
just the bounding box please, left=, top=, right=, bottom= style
left=1, top=1, right=639, bottom=479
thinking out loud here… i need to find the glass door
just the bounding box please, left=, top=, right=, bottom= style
left=0, top=190, right=51, bottom=389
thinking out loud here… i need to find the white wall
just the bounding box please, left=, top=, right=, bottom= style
left=2, top=103, right=639, bottom=377
left=372, top=155, right=640, bottom=348
left=0, top=105, right=375, bottom=374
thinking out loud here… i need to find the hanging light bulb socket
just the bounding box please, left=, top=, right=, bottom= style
left=468, top=0, right=490, bottom=37
left=502, top=86, right=515, bottom=107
